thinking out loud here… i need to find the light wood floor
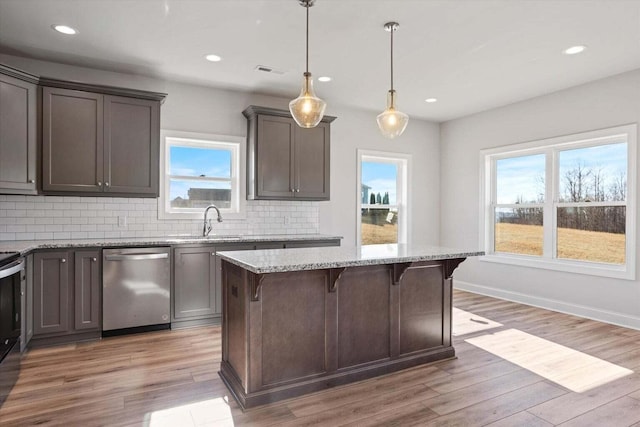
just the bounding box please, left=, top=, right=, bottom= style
left=2, top=290, right=640, bottom=426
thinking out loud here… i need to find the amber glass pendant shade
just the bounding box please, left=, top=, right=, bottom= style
left=377, top=22, right=408, bottom=138
left=289, top=0, right=326, bottom=128
left=377, top=90, right=409, bottom=139
left=290, top=72, right=327, bottom=128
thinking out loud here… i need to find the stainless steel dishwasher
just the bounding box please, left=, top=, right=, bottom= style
left=102, top=247, right=171, bottom=335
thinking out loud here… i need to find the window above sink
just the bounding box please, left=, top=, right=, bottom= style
left=159, top=130, right=246, bottom=220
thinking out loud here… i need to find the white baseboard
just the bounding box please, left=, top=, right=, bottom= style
left=454, top=280, right=640, bottom=331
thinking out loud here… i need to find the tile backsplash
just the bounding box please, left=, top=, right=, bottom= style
left=0, top=195, right=319, bottom=241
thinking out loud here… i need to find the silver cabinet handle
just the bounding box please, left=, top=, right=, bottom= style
left=29, top=179, right=35, bottom=184
left=211, top=253, right=215, bottom=256
left=105, top=182, right=110, bottom=187
left=92, top=257, right=97, bottom=262
left=296, top=189, right=300, bottom=192
left=290, top=188, right=295, bottom=192
left=98, top=181, right=102, bottom=186
left=61, top=258, right=66, bottom=263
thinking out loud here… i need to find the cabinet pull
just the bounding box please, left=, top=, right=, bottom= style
left=61, top=258, right=66, bottom=263
left=92, top=257, right=97, bottom=262
left=29, top=179, right=35, bottom=184
left=105, top=182, right=110, bottom=187
left=296, top=189, right=300, bottom=192
left=211, top=253, right=215, bottom=256
left=98, top=181, right=102, bottom=186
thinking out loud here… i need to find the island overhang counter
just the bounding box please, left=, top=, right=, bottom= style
left=217, top=244, right=483, bottom=409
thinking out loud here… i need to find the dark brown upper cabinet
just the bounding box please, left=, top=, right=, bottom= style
left=41, top=79, right=165, bottom=197
left=0, top=65, right=38, bottom=195
left=243, top=106, right=335, bottom=201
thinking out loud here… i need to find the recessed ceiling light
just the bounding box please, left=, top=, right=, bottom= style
left=563, top=45, right=586, bottom=55
left=52, top=24, right=77, bottom=35
left=425, top=98, right=438, bottom=103
left=205, top=54, right=222, bottom=62
left=318, top=76, right=332, bottom=82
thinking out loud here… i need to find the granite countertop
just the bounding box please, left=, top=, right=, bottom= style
left=217, top=244, right=484, bottom=274
left=0, top=234, right=343, bottom=256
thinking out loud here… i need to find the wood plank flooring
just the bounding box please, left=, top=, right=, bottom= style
left=1, top=289, right=640, bottom=426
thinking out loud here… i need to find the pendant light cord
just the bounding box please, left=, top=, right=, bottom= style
left=305, top=1, right=310, bottom=74
left=390, top=26, right=394, bottom=92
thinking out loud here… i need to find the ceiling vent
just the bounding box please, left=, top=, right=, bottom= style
left=255, top=65, right=285, bottom=75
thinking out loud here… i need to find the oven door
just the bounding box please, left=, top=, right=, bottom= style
left=0, top=258, right=24, bottom=406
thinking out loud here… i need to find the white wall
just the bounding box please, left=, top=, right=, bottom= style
left=0, top=54, right=441, bottom=245
left=440, top=69, right=640, bottom=329
left=319, top=107, right=441, bottom=247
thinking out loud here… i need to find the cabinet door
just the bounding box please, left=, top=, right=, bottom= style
left=104, top=96, right=159, bottom=195
left=42, top=87, right=104, bottom=192
left=256, top=115, right=295, bottom=198
left=173, top=247, right=216, bottom=320
left=0, top=73, right=37, bottom=193
left=74, top=251, right=101, bottom=331
left=33, top=251, right=70, bottom=335
left=294, top=122, right=330, bottom=199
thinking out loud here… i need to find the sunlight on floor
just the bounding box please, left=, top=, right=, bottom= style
left=466, top=328, right=634, bottom=392
left=147, top=396, right=234, bottom=427
left=452, top=307, right=503, bottom=336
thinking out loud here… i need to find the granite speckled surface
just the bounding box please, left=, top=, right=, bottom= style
left=217, top=244, right=484, bottom=273
left=0, top=234, right=342, bottom=256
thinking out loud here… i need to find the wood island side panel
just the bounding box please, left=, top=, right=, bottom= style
left=219, top=258, right=464, bottom=410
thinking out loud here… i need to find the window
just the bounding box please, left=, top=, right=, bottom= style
left=159, top=130, right=245, bottom=219
left=357, top=150, right=411, bottom=245
left=480, top=124, right=636, bottom=279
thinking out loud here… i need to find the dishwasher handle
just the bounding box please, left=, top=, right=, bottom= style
left=105, top=253, right=169, bottom=261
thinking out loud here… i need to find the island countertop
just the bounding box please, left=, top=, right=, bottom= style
left=217, top=243, right=484, bottom=274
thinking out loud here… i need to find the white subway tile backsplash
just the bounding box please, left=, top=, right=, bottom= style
left=0, top=196, right=319, bottom=241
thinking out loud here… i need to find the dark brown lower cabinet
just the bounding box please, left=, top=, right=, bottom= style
left=32, top=250, right=101, bottom=345
left=74, top=251, right=101, bottom=331
left=219, top=259, right=462, bottom=409
left=173, top=246, right=217, bottom=323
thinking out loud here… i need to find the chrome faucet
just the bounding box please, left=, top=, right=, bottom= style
left=203, top=204, right=223, bottom=236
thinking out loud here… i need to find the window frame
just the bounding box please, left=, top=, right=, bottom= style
left=159, top=130, right=246, bottom=220
left=356, top=149, right=412, bottom=246
left=479, top=124, right=637, bottom=280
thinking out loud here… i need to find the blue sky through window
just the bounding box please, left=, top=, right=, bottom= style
left=169, top=145, right=232, bottom=201
left=496, top=154, right=545, bottom=204
left=496, top=142, right=627, bottom=204
left=362, top=161, right=397, bottom=204
left=169, top=146, right=231, bottom=177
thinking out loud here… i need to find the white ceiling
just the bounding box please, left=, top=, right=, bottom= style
left=1, top=0, right=639, bottom=122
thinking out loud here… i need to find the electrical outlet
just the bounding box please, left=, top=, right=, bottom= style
left=118, top=215, right=127, bottom=228
left=284, top=215, right=290, bottom=225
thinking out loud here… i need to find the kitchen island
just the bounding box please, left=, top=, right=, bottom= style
left=217, top=244, right=483, bottom=409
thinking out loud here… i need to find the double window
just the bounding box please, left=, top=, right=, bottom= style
left=159, top=131, right=245, bottom=219
left=481, top=124, right=636, bottom=279
left=357, top=150, right=411, bottom=245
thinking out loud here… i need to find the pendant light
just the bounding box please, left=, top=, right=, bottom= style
left=377, top=22, right=409, bottom=139
left=289, top=0, right=326, bottom=128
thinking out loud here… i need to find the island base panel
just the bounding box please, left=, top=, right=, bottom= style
left=219, top=348, right=455, bottom=410
left=220, top=259, right=462, bottom=410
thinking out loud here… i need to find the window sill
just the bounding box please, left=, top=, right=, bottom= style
left=479, top=253, right=635, bottom=280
